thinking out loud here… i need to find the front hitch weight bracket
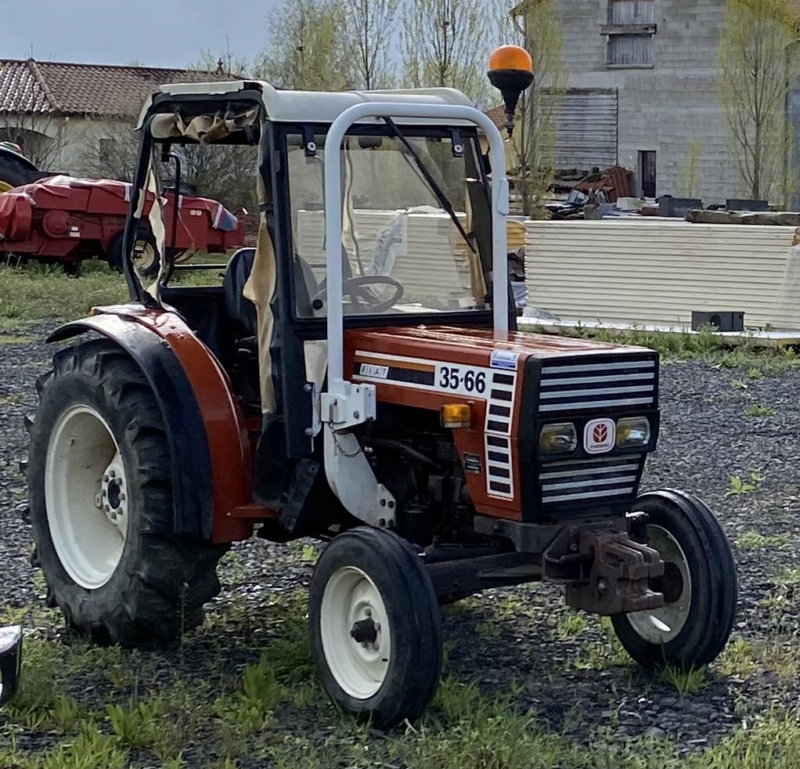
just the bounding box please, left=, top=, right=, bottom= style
left=565, top=528, right=665, bottom=616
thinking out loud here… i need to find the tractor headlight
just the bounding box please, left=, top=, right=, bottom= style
left=616, top=416, right=651, bottom=448
left=539, top=422, right=577, bottom=455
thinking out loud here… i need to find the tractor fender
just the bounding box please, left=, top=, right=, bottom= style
left=46, top=309, right=253, bottom=542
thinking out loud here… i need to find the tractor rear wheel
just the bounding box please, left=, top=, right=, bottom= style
left=308, top=526, right=442, bottom=728
left=25, top=338, right=226, bottom=647
left=0, top=151, right=33, bottom=192
left=611, top=489, right=738, bottom=670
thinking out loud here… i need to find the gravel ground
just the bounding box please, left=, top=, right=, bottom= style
left=1, top=330, right=800, bottom=763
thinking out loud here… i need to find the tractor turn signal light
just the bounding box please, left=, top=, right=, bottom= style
left=441, top=403, right=472, bottom=429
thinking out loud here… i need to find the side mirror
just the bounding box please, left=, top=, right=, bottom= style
left=487, top=45, right=535, bottom=138
left=0, top=625, right=23, bottom=706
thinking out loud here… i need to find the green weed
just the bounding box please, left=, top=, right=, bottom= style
left=727, top=470, right=763, bottom=496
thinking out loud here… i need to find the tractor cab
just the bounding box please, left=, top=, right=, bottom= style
left=120, top=61, right=525, bottom=498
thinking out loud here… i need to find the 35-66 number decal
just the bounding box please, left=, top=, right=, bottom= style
left=436, top=364, right=488, bottom=395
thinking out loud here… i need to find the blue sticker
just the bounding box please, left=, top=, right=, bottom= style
left=490, top=350, right=519, bottom=370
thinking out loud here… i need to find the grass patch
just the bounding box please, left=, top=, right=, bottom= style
left=0, top=256, right=230, bottom=326
left=534, top=322, right=800, bottom=377
left=653, top=662, right=709, bottom=696
left=5, top=592, right=800, bottom=768
left=0, top=263, right=128, bottom=323
left=735, top=531, right=792, bottom=551
left=0, top=334, right=36, bottom=344
left=744, top=404, right=777, bottom=418
left=719, top=636, right=800, bottom=682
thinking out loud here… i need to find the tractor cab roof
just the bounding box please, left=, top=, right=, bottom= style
left=135, top=79, right=479, bottom=134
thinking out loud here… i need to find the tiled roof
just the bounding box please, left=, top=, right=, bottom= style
left=485, top=106, right=506, bottom=127
left=0, top=59, right=231, bottom=116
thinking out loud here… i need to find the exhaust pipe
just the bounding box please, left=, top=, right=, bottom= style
left=0, top=625, right=22, bottom=706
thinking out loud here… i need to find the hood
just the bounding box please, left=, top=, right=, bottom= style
left=349, top=325, right=655, bottom=363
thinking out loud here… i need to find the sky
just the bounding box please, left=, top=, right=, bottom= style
left=0, top=0, right=284, bottom=68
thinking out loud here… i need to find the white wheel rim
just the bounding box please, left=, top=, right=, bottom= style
left=319, top=566, right=391, bottom=700
left=133, top=241, right=156, bottom=271
left=44, top=404, right=129, bottom=589
left=627, top=524, right=692, bottom=644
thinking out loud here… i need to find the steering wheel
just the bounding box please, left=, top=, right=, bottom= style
left=310, top=275, right=405, bottom=314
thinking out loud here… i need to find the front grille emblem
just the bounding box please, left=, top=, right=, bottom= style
left=584, top=418, right=615, bottom=455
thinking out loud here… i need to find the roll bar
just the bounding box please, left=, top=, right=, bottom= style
left=323, top=102, right=510, bottom=398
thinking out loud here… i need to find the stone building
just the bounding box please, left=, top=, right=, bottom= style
left=508, top=0, right=800, bottom=206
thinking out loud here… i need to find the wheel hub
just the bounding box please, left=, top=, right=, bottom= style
left=350, top=613, right=380, bottom=646
left=651, top=561, right=684, bottom=604
left=98, top=456, right=127, bottom=526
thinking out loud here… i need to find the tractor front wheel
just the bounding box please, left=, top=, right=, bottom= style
left=308, top=527, right=442, bottom=728
left=25, top=338, right=225, bottom=647
left=611, top=489, right=738, bottom=670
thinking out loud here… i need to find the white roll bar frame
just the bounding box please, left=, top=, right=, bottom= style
left=322, top=103, right=510, bottom=399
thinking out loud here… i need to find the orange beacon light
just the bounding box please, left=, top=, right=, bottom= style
left=487, top=45, right=535, bottom=137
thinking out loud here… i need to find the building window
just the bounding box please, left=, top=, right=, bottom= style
left=603, top=0, right=656, bottom=68
left=608, top=34, right=653, bottom=66
left=99, top=138, right=114, bottom=163
left=638, top=150, right=657, bottom=197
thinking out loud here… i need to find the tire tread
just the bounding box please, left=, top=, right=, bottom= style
left=27, top=337, right=226, bottom=647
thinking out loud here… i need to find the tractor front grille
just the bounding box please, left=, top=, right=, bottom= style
left=540, top=455, right=642, bottom=506
left=538, top=356, right=657, bottom=415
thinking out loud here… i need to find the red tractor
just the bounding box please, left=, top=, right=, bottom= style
left=22, top=46, right=737, bottom=727
left=0, top=142, right=244, bottom=274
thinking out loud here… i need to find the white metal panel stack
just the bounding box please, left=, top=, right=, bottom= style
left=297, top=208, right=474, bottom=309
left=523, top=219, right=800, bottom=330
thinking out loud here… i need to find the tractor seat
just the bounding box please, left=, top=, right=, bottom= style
left=223, top=247, right=258, bottom=337
left=222, top=246, right=322, bottom=339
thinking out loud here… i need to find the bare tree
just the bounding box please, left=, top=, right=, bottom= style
left=401, top=0, right=493, bottom=106
left=258, top=0, right=357, bottom=90
left=75, top=114, right=141, bottom=183
left=718, top=0, right=800, bottom=205
left=188, top=37, right=252, bottom=80
left=75, top=87, right=258, bottom=213
left=0, top=111, right=71, bottom=170
left=498, top=0, right=567, bottom=217
left=341, top=0, right=400, bottom=89
left=676, top=137, right=704, bottom=198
